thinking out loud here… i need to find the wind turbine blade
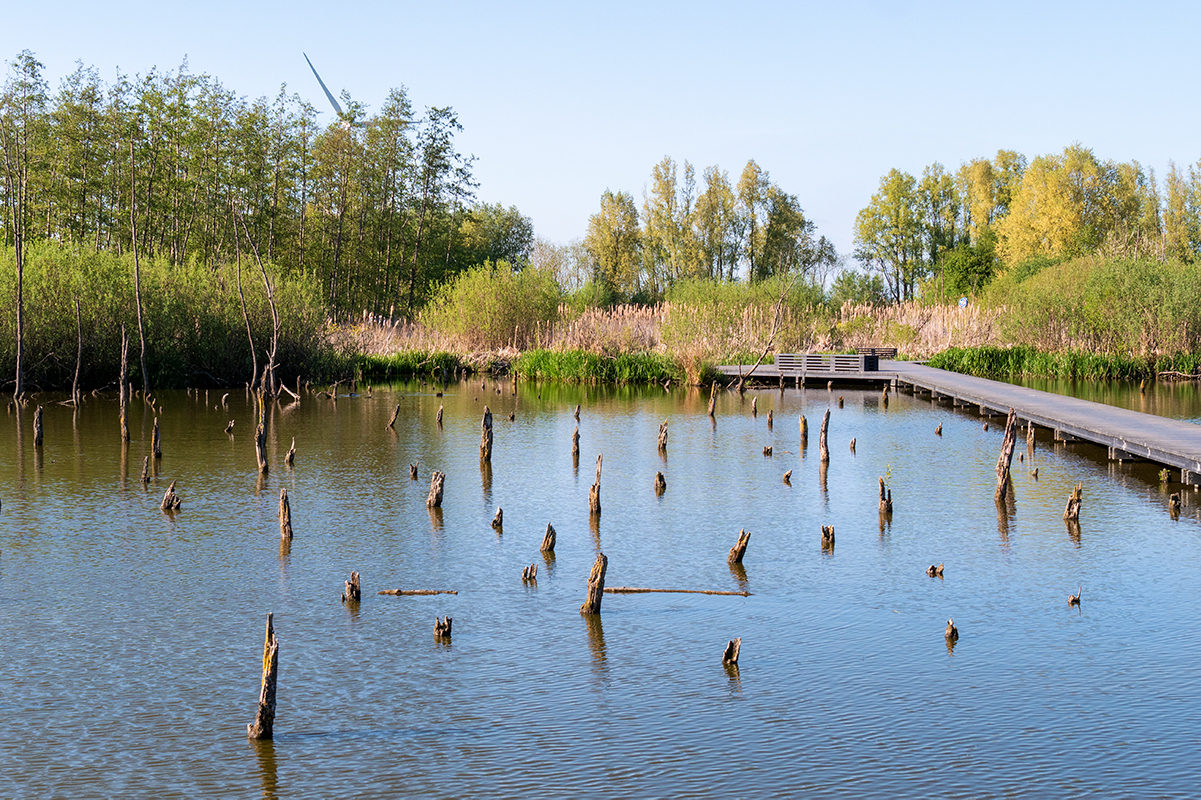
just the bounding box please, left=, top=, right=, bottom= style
left=303, top=52, right=344, bottom=117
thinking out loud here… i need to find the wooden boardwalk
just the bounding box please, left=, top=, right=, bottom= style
left=717, top=357, right=1201, bottom=482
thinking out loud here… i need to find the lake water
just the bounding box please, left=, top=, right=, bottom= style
left=2, top=380, right=1199, bottom=797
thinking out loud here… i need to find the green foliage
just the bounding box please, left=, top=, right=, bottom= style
left=929, top=346, right=1201, bottom=381
left=420, top=261, right=562, bottom=350
left=828, top=269, right=887, bottom=306
left=357, top=350, right=460, bottom=380
left=937, top=230, right=998, bottom=299
left=512, top=348, right=682, bottom=383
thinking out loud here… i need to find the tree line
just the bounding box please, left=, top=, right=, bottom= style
left=853, top=144, right=1201, bottom=302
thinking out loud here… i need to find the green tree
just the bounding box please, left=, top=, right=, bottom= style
left=584, top=189, right=641, bottom=297
left=693, top=165, right=738, bottom=280
left=458, top=202, right=534, bottom=269
left=853, top=168, right=923, bottom=302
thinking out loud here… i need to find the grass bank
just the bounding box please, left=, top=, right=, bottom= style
left=928, top=346, right=1201, bottom=381
left=511, top=349, right=687, bottom=384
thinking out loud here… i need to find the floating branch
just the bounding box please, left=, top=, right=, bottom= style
left=994, top=408, right=1018, bottom=502
left=522, top=563, right=538, bottom=583
left=819, top=408, right=831, bottom=463
left=491, top=507, right=503, bottom=530
left=926, top=563, right=944, bottom=577
left=279, top=488, right=293, bottom=539
left=284, top=437, right=296, bottom=467
left=427, top=471, right=445, bottom=508
left=722, top=637, right=742, bottom=665
left=821, top=525, right=835, bottom=547
left=480, top=406, right=493, bottom=461
left=783, top=469, right=792, bottom=484
left=378, top=589, right=458, bottom=596
left=878, top=478, right=893, bottom=514
left=161, top=480, right=181, bottom=512
left=387, top=404, right=400, bottom=429
left=433, top=616, right=453, bottom=638
left=728, top=528, right=750, bottom=563
left=579, top=552, right=608, bottom=615
left=341, top=571, right=361, bottom=603
left=654, top=471, right=667, bottom=496
left=152, top=417, right=161, bottom=459
left=540, top=523, right=557, bottom=553
left=246, top=613, right=279, bottom=740
left=657, top=421, right=668, bottom=452
left=32, top=404, right=43, bottom=447
left=225, top=419, right=235, bottom=434
left=1063, top=483, right=1082, bottom=521
left=605, top=587, right=751, bottom=597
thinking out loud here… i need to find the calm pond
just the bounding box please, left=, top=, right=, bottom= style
left=2, top=380, right=1199, bottom=797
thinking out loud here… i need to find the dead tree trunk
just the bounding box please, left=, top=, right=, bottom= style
left=491, top=507, right=503, bottom=530
left=427, top=470, right=445, bottom=508
left=722, top=637, right=742, bottom=665
left=387, top=404, right=400, bottom=429
left=434, top=616, right=453, bottom=638
left=279, top=488, right=293, bottom=539
left=821, top=525, right=835, bottom=547
left=589, top=454, right=602, bottom=515
left=572, top=425, right=580, bottom=457
left=160, top=480, right=181, bottom=512
left=728, top=529, right=750, bottom=563
left=72, top=296, right=83, bottom=405
left=247, top=613, right=279, bottom=740
left=819, top=408, right=831, bottom=463
left=799, top=415, right=808, bottom=447
left=1026, top=421, right=1036, bottom=450
left=654, top=471, right=666, bottom=495
left=878, top=477, right=893, bottom=513
left=152, top=416, right=161, bottom=459
left=32, top=404, right=43, bottom=447
left=540, top=522, right=557, bottom=552
left=579, top=552, right=608, bottom=615
left=995, top=408, right=1018, bottom=502
left=119, top=326, right=130, bottom=442
left=284, top=437, right=296, bottom=466
left=1063, top=484, right=1082, bottom=521
left=254, top=393, right=269, bottom=474
left=140, top=456, right=150, bottom=484
left=751, top=397, right=757, bottom=417
left=480, top=406, right=493, bottom=461
left=707, top=382, right=717, bottom=417
left=341, top=571, right=361, bottom=603
left=657, top=421, right=668, bottom=452
left=767, top=409, right=773, bottom=429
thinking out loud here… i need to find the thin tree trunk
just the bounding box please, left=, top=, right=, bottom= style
left=130, top=139, right=149, bottom=395
left=234, top=203, right=258, bottom=389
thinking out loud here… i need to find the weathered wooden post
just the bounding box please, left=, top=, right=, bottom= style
left=480, top=406, right=493, bottom=461
left=522, top=563, right=538, bottom=583
left=580, top=552, right=608, bottom=615
left=654, top=471, right=667, bottom=495
left=436, top=404, right=443, bottom=427
left=878, top=477, right=893, bottom=513
left=491, top=507, right=503, bottom=530
left=279, top=488, right=293, bottom=539
left=341, top=571, right=361, bottom=603
left=572, top=425, right=581, bottom=458
left=409, top=463, right=418, bottom=480
left=574, top=403, right=581, bottom=421
left=657, top=421, right=668, bottom=452
left=32, top=404, right=43, bottom=447
left=799, top=415, right=808, bottom=447
left=1026, top=421, right=1036, bottom=450
left=1063, top=484, right=1082, bottom=521
left=254, top=393, right=269, bottom=475
left=589, top=454, right=602, bottom=515
left=386, top=404, right=400, bottom=429
left=751, top=397, right=757, bottom=417
left=994, top=408, right=1018, bottom=502
left=722, top=637, right=741, bottom=665
left=821, top=524, right=835, bottom=547
left=140, top=456, right=150, bottom=484
left=707, top=382, right=717, bottom=418
left=728, top=529, right=750, bottom=563
left=119, top=327, right=130, bottom=443
left=819, top=408, right=831, bottom=463
left=247, top=613, right=279, bottom=740
left=767, top=409, right=773, bottom=429
left=434, top=616, right=452, bottom=638
left=427, top=471, right=445, bottom=508
left=152, top=416, right=161, bottom=459
left=540, top=523, right=557, bottom=553
left=161, top=480, right=181, bottom=512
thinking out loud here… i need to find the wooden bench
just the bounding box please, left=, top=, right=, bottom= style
left=856, top=347, right=897, bottom=358
left=775, top=353, right=879, bottom=375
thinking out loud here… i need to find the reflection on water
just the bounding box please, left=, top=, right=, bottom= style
left=2, top=380, right=1201, bottom=796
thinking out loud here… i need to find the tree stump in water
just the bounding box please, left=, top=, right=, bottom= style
left=225, top=419, right=235, bottom=434
left=994, top=408, right=1018, bottom=503
left=387, top=404, right=400, bottom=429
left=434, top=616, right=453, bottom=638
left=140, top=456, right=150, bottom=485
left=409, top=463, right=418, bottom=480
left=522, top=563, right=538, bottom=583
left=341, top=571, right=361, bottom=603
left=654, top=471, right=666, bottom=495
left=1169, top=492, right=1182, bottom=517
left=491, top=507, right=503, bottom=530
left=437, top=404, right=443, bottom=427
left=1027, top=421, right=1036, bottom=450
left=881, top=389, right=889, bottom=409
left=821, top=525, right=835, bottom=547
left=849, top=437, right=856, bottom=453
left=935, top=422, right=942, bottom=436
left=783, top=469, right=792, bottom=484
left=1063, top=483, right=1082, bottom=521
left=427, top=471, right=445, bottom=508
left=926, top=562, right=944, bottom=577
left=540, top=523, right=557, bottom=553
left=763, top=445, right=772, bottom=457
left=878, top=477, right=893, bottom=514
left=767, top=409, right=773, bottom=429
left=572, top=425, right=580, bottom=458
left=254, top=396, right=269, bottom=475
left=707, top=382, right=717, bottom=418
left=751, top=397, right=757, bottom=417
left=32, top=404, right=43, bottom=447
left=722, top=637, right=741, bottom=665
left=247, top=613, right=279, bottom=740
left=161, top=480, right=181, bottom=512
left=574, top=403, right=581, bottom=421
left=799, top=415, right=808, bottom=446
left=728, top=529, right=750, bottom=563
left=279, top=488, right=293, bottom=539
left=284, top=437, right=296, bottom=467
left=838, top=396, right=844, bottom=408
left=819, top=408, right=831, bottom=463
left=580, top=552, right=608, bottom=615
left=589, top=454, right=602, bottom=515
left=480, top=406, right=493, bottom=461
left=657, top=421, right=668, bottom=452
left=152, top=417, right=161, bottom=459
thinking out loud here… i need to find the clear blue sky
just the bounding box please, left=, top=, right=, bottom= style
left=5, top=1, right=1199, bottom=259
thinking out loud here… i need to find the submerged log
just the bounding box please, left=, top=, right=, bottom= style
left=152, top=416, right=161, bottom=458
left=540, top=522, right=557, bottom=553
left=284, top=437, right=296, bottom=467
left=377, top=589, right=458, bottom=596
left=819, top=408, right=831, bottom=463
left=654, top=471, right=667, bottom=495
left=433, top=616, right=453, bottom=638
left=480, top=406, right=493, bottom=461
left=491, top=507, right=503, bottom=530
left=878, top=477, right=893, bottom=514
left=522, top=563, right=538, bottom=583
left=387, top=404, right=400, bottom=429
left=1063, top=483, right=1082, bottom=521
left=604, top=587, right=751, bottom=596
left=427, top=470, right=445, bottom=508
left=161, top=480, right=182, bottom=512
left=32, top=404, right=43, bottom=447
left=728, top=528, right=750, bottom=564
left=341, top=571, right=361, bottom=603
left=246, top=613, right=279, bottom=740
left=657, top=420, right=668, bottom=451
left=994, top=408, right=1018, bottom=502
left=579, top=552, right=608, bottom=615
left=722, top=637, right=742, bottom=665
left=279, top=488, right=293, bottom=539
